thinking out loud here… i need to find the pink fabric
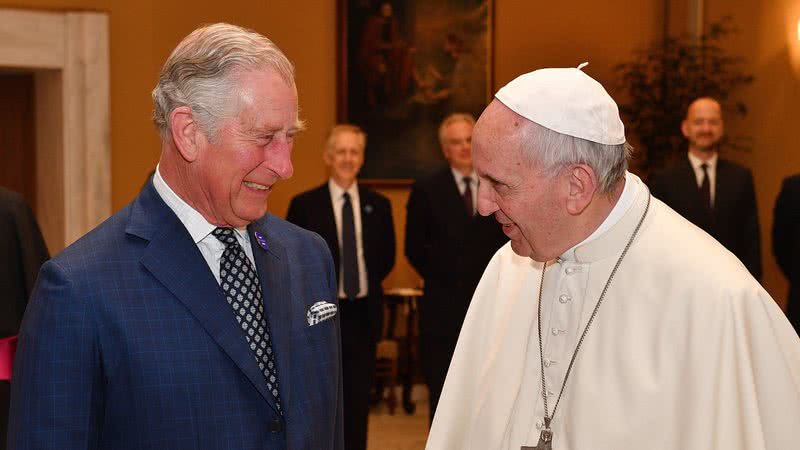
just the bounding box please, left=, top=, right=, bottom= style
left=0, top=335, right=18, bottom=380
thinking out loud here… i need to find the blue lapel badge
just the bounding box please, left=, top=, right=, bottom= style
left=254, top=231, right=269, bottom=250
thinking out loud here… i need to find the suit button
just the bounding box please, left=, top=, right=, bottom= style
left=268, top=419, right=283, bottom=433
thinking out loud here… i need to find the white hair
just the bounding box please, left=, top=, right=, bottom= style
left=521, top=120, right=632, bottom=193
left=152, top=23, right=296, bottom=142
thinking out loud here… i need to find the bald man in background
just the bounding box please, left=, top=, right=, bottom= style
left=649, top=97, right=761, bottom=280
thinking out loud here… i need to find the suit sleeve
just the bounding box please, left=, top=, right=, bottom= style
left=772, top=177, right=798, bottom=278
left=377, top=196, right=396, bottom=282
left=14, top=196, right=49, bottom=298
left=8, top=260, right=103, bottom=450
left=404, top=184, right=431, bottom=279
left=741, top=170, right=762, bottom=281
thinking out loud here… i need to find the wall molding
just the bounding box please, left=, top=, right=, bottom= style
left=0, top=8, right=111, bottom=253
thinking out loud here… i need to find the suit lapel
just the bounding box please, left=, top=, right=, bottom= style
left=131, top=184, right=277, bottom=411
left=439, top=169, right=472, bottom=223
left=358, top=186, right=374, bottom=269
left=249, top=217, right=293, bottom=414
left=318, top=185, right=340, bottom=275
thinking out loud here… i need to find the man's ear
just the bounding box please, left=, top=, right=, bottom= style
left=680, top=119, right=690, bottom=138
left=565, top=164, right=597, bottom=215
left=169, top=106, right=202, bottom=162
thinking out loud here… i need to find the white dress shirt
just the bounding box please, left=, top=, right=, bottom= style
left=450, top=167, right=478, bottom=215
left=687, top=151, right=718, bottom=206
left=328, top=179, right=368, bottom=299
left=152, top=165, right=255, bottom=284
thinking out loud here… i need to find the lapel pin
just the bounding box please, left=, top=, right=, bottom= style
left=254, top=231, right=269, bottom=250
left=364, top=204, right=373, bottom=214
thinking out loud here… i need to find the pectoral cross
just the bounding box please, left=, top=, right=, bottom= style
left=521, top=429, right=552, bottom=450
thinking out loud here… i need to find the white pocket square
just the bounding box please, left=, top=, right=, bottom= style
left=307, top=301, right=337, bottom=326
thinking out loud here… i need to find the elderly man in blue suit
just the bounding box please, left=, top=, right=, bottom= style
left=8, top=23, right=343, bottom=450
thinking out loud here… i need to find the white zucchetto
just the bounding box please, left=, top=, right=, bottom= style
left=494, top=63, right=626, bottom=145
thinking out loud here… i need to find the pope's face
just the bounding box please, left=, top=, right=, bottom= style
left=192, top=69, right=299, bottom=227
left=473, top=101, right=570, bottom=261
left=682, top=98, right=724, bottom=154
left=324, top=130, right=365, bottom=188
left=441, top=119, right=474, bottom=175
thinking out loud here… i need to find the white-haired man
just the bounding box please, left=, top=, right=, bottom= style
left=287, top=124, right=395, bottom=450
left=425, top=66, right=800, bottom=450
left=9, top=24, right=343, bottom=449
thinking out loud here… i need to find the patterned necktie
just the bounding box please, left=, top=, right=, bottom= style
left=212, top=227, right=282, bottom=412
left=700, top=163, right=711, bottom=210
left=341, top=192, right=359, bottom=299
left=463, top=176, right=474, bottom=216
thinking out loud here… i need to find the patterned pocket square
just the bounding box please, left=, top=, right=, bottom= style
left=307, top=301, right=337, bottom=326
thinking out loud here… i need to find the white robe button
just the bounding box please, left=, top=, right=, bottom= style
left=559, top=294, right=571, bottom=304
left=551, top=327, right=563, bottom=336
left=544, top=358, right=557, bottom=367
left=565, top=267, right=577, bottom=274
left=536, top=420, right=543, bottom=429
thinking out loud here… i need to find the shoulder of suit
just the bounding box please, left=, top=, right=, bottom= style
left=289, top=183, right=328, bottom=204
left=411, top=167, right=451, bottom=191
left=717, top=158, right=752, bottom=175
left=0, top=186, right=28, bottom=217
left=359, top=185, right=390, bottom=204
left=784, top=173, right=800, bottom=189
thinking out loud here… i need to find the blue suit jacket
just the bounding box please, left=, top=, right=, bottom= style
left=8, top=182, right=344, bottom=450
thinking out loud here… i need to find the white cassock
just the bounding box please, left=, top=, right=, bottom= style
left=426, top=172, right=800, bottom=450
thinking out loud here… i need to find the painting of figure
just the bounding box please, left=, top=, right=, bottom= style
left=340, top=0, right=492, bottom=181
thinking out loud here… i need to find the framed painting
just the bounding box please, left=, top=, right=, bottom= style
left=337, top=0, right=493, bottom=185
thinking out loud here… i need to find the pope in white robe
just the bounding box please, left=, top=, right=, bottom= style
left=425, top=67, right=800, bottom=450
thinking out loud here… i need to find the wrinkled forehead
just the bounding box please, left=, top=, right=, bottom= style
left=474, top=100, right=531, bottom=147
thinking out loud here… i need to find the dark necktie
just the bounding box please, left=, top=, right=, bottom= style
left=700, top=163, right=711, bottom=210
left=463, top=176, right=474, bottom=216
left=212, top=227, right=282, bottom=412
left=341, top=192, right=359, bottom=299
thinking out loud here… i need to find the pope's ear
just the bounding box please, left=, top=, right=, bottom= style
left=565, top=164, right=597, bottom=215
left=169, top=106, right=202, bottom=162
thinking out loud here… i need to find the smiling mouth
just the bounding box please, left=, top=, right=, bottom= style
left=243, top=181, right=271, bottom=191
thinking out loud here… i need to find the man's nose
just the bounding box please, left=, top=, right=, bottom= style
left=476, top=182, right=497, bottom=216
left=270, top=141, right=294, bottom=179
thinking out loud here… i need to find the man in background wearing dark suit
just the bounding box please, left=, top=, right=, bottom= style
left=773, top=173, right=800, bottom=335
left=287, top=125, right=395, bottom=450
left=0, top=187, right=48, bottom=450
left=9, top=23, right=343, bottom=449
left=405, top=113, right=507, bottom=425
left=649, top=97, right=761, bottom=280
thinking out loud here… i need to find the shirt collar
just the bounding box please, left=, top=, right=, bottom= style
left=450, top=167, right=476, bottom=185
left=559, top=171, right=646, bottom=263
left=152, top=165, right=246, bottom=244
left=687, top=151, right=718, bottom=170
left=329, top=178, right=359, bottom=201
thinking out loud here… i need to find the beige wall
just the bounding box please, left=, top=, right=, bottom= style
left=702, top=0, right=799, bottom=307
left=12, top=1, right=790, bottom=305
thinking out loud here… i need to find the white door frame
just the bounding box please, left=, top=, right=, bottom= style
left=0, top=8, right=110, bottom=253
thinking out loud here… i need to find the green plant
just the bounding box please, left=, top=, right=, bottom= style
left=615, top=16, right=754, bottom=171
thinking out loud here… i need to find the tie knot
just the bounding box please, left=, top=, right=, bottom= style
left=212, top=227, right=238, bottom=246
left=463, top=176, right=472, bottom=186
left=701, top=162, right=709, bottom=171
left=343, top=192, right=351, bottom=202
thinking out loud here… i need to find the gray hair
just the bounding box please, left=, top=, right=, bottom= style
left=438, top=112, right=476, bottom=146
left=152, top=23, right=296, bottom=142
left=520, top=120, right=632, bottom=193
left=326, top=124, right=367, bottom=152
